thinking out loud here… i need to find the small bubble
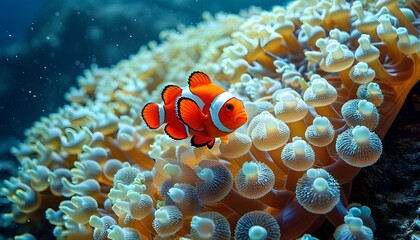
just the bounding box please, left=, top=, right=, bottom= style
left=55, top=12, right=60, bottom=17
left=91, top=18, right=95, bottom=22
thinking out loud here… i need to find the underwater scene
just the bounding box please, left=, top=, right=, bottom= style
left=0, top=0, right=419, bottom=239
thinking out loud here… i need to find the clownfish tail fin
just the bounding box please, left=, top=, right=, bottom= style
left=141, top=102, right=165, bottom=129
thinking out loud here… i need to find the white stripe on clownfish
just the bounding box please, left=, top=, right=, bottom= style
left=158, top=104, right=165, bottom=126
left=168, top=87, right=202, bottom=137
left=174, top=87, right=205, bottom=126
left=181, top=87, right=205, bottom=110
left=210, top=91, right=235, bottom=133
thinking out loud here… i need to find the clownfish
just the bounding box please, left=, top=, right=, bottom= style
left=141, top=71, right=248, bottom=148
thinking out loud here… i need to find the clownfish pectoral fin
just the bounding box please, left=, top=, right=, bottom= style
left=191, top=135, right=214, bottom=148
left=178, top=97, right=206, bottom=131
left=162, top=84, right=182, bottom=105
left=165, top=124, right=188, bottom=140
left=220, top=135, right=229, bottom=143
left=188, top=71, right=212, bottom=89
left=141, top=102, right=164, bottom=129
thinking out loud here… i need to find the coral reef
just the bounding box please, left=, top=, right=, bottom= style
left=1, top=0, right=419, bottom=239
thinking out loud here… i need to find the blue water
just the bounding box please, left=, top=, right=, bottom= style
left=0, top=0, right=45, bottom=47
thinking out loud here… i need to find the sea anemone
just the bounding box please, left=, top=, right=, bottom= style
left=1, top=0, right=419, bottom=239
left=234, top=211, right=281, bottom=240
left=190, top=212, right=231, bottom=240
left=295, top=168, right=340, bottom=214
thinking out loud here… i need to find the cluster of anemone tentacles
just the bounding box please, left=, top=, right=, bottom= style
left=1, top=0, right=419, bottom=239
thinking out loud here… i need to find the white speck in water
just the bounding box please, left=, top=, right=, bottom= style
left=8, top=34, right=12, bottom=37
left=33, top=95, right=36, bottom=98
left=28, top=90, right=32, bottom=93
left=44, top=66, right=47, bottom=69
left=55, top=12, right=60, bottom=17
left=129, top=35, right=132, bottom=38
left=116, top=43, right=119, bottom=47
left=46, top=36, right=50, bottom=40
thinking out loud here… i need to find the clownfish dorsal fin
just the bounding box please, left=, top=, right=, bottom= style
left=178, top=97, right=206, bottom=131
left=188, top=71, right=212, bottom=89
left=162, top=84, right=182, bottom=105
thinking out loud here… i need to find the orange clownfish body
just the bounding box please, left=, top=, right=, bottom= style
left=141, top=71, right=248, bottom=148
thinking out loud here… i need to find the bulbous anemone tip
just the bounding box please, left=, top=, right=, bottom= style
left=236, top=161, right=275, bottom=199
left=152, top=206, right=184, bottom=237
left=281, top=138, right=316, bottom=171
left=296, top=169, right=340, bottom=214
left=334, top=215, right=374, bottom=240
left=195, top=160, right=233, bottom=203
left=190, top=212, right=231, bottom=240
left=336, top=126, right=382, bottom=167
left=234, top=211, right=280, bottom=240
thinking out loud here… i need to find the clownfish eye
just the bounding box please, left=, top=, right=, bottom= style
left=226, top=103, right=234, bottom=111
